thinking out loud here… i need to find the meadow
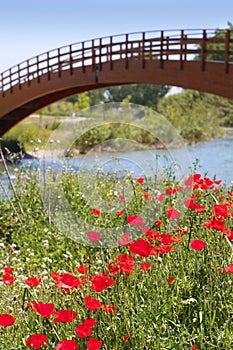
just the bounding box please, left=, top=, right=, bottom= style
left=0, top=162, right=232, bottom=349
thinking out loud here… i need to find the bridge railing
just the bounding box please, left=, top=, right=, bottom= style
left=1, top=29, right=233, bottom=96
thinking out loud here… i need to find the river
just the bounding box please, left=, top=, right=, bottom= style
left=0, top=132, right=232, bottom=195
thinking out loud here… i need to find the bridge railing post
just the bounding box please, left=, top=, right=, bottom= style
left=125, top=34, right=129, bottom=69
left=109, top=36, right=113, bottom=70
left=47, top=52, right=51, bottom=81
left=142, top=32, right=145, bottom=68
left=69, top=45, right=73, bottom=76
left=224, top=30, right=230, bottom=74
left=82, top=42, right=85, bottom=73
left=160, top=31, right=164, bottom=69
left=201, top=30, right=207, bottom=72
left=180, top=30, right=184, bottom=70
left=36, top=56, right=40, bottom=83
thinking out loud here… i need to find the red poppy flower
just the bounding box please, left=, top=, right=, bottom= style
left=83, top=318, right=97, bottom=327
left=75, top=324, right=93, bottom=338
left=118, top=195, right=125, bottom=202
left=30, top=301, right=54, bottom=318
left=0, top=314, right=15, bottom=326
left=160, top=234, right=172, bottom=245
left=89, top=274, right=115, bottom=292
left=190, top=240, right=207, bottom=251
left=118, top=233, right=132, bottom=246
left=127, top=215, right=144, bottom=227
left=87, top=231, right=102, bottom=242
left=92, top=208, right=101, bottom=216
left=143, top=192, right=150, bottom=199
left=53, top=309, right=77, bottom=323
left=219, top=263, right=233, bottom=273
left=136, top=177, right=144, bottom=184
left=143, top=228, right=160, bottom=241
left=55, top=273, right=82, bottom=290
left=140, top=262, right=151, bottom=271
left=25, top=277, right=42, bottom=287
left=150, top=245, right=173, bottom=255
left=56, top=339, right=79, bottom=350
left=108, top=262, right=120, bottom=274
left=26, top=334, right=48, bottom=349
left=2, top=267, right=13, bottom=274
left=167, top=276, right=176, bottom=284
left=86, top=338, right=103, bottom=350
left=76, top=265, right=89, bottom=274
left=84, top=296, right=102, bottom=310
left=123, top=335, right=131, bottom=341
left=116, top=209, right=125, bottom=217
left=157, top=194, right=165, bottom=202
left=129, top=238, right=151, bottom=257
left=116, top=254, right=136, bottom=274
left=102, top=304, right=116, bottom=314
left=192, top=344, right=198, bottom=350
left=155, top=220, right=162, bottom=227
left=2, top=273, right=15, bottom=285
left=166, top=187, right=177, bottom=195
left=166, top=207, right=180, bottom=220
left=194, top=204, right=205, bottom=213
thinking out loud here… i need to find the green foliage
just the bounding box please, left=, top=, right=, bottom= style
left=158, top=90, right=230, bottom=143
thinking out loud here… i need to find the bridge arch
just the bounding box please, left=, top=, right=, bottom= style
left=0, top=29, right=233, bottom=136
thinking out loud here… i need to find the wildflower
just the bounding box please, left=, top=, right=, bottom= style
left=87, top=231, right=102, bottom=242
left=56, top=339, right=79, bottom=350
left=0, top=314, right=15, bottom=326
left=84, top=296, right=102, bottom=310
left=116, top=254, right=136, bottom=274
left=136, top=177, right=144, bottom=184
left=76, top=265, right=89, bottom=274
left=118, top=195, right=125, bottom=202
left=30, top=301, right=54, bottom=318
left=92, top=208, right=101, bottom=216
left=127, top=215, right=144, bottom=227
left=167, top=276, right=176, bottom=284
left=25, top=277, right=42, bottom=287
left=155, top=220, right=162, bottom=227
left=53, top=309, right=77, bottom=323
left=140, top=262, right=151, bottom=271
left=2, top=267, right=14, bottom=274
left=191, top=344, right=198, bottom=350
left=54, top=273, right=82, bottom=290
left=166, top=207, right=180, bottom=220
left=2, top=273, right=15, bottom=285
left=86, top=338, right=103, bottom=350
left=89, top=274, right=115, bottom=292
left=157, top=194, right=165, bottom=202
left=75, top=324, right=93, bottom=338
left=108, top=262, right=120, bottom=274
left=190, top=240, right=207, bottom=251
left=26, top=334, right=48, bottom=349
left=166, top=187, right=177, bottom=195
left=129, top=238, right=151, bottom=257
left=102, top=304, right=116, bottom=314
left=118, top=233, right=132, bottom=246
left=116, top=209, right=125, bottom=217
left=83, top=318, right=97, bottom=327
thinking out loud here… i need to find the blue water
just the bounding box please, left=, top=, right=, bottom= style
left=1, top=133, right=232, bottom=195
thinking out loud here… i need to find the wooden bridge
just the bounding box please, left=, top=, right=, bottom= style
left=0, top=28, right=233, bottom=136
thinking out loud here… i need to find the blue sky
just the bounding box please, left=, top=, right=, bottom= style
left=0, top=0, right=232, bottom=71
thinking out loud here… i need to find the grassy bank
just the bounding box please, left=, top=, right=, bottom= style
left=0, top=163, right=232, bottom=349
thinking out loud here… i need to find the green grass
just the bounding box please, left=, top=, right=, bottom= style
left=0, top=166, right=232, bottom=349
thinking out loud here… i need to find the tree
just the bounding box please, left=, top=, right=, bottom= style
left=107, top=84, right=170, bottom=109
